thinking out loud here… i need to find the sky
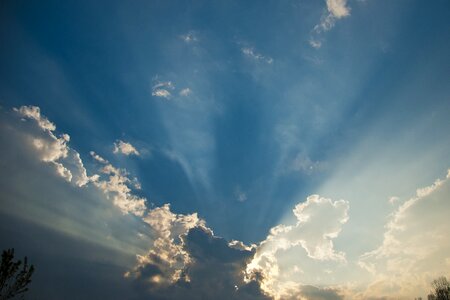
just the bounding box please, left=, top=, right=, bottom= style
left=0, top=0, right=450, bottom=299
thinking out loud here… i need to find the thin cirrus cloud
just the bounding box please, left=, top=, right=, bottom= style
left=241, top=47, right=273, bottom=64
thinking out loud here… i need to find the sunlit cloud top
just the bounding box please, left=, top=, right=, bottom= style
left=1, top=0, right=450, bottom=299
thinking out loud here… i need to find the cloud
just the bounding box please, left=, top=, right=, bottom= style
left=126, top=204, right=204, bottom=287
left=90, top=152, right=146, bottom=216
left=152, top=89, right=171, bottom=99
left=90, top=150, right=108, bottom=164
left=310, top=0, right=351, bottom=48
left=128, top=223, right=269, bottom=300
left=179, top=88, right=192, bottom=97
left=113, top=140, right=140, bottom=156
left=242, top=47, right=273, bottom=64
left=290, top=152, right=327, bottom=175
left=14, top=105, right=90, bottom=187
left=8, top=106, right=146, bottom=216
left=15, top=105, right=56, bottom=131
left=180, top=31, right=198, bottom=43
left=152, top=80, right=175, bottom=99
left=326, top=0, right=350, bottom=19
left=299, top=285, right=344, bottom=300
left=309, top=39, right=323, bottom=49
left=357, top=169, right=450, bottom=299
left=235, top=185, right=248, bottom=202
left=0, top=106, right=154, bottom=260
left=245, top=195, right=349, bottom=299
left=2, top=105, right=268, bottom=299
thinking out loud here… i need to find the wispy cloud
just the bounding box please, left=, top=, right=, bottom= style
left=241, top=47, right=273, bottom=64
left=234, top=185, right=248, bottom=202
left=180, top=31, right=198, bottom=43
left=310, top=0, right=351, bottom=48
left=179, top=88, right=192, bottom=97
left=152, top=79, right=175, bottom=99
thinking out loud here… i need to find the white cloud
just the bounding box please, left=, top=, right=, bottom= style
left=326, top=0, right=350, bottom=18
left=291, top=152, right=327, bottom=175
left=152, top=89, right=171, bottom=99
left=90, top=152, right=146, bottom=216
left=179, top=88, right=192, bottom=97
left=15, top=105, right=89, bottom=187
left=127, top=204, right=205, bottom=286
left=357, top=169, right=450, bottom=299
left=13, top=106, right=145, bottom=213
left=242, top=47, right=273, bottom=64
left=152, top=80, right=175, bottom=99
left=113, top=140, right=140, bottom=156
left=309, top=39, right=323, bottom=49
left=54, top=161, right=72, bottom=182
left=180, top=31, right=198, bottom=43
left=234, top=185, right=247, bottom=202
left=388, top=196, right=400, bottom=205
left=15, top=105, right=56, bottom=131
left=310, top=0, right=351, bottom=48
left=90, top=151, right=108, bottom=164
left=245, top=195, right=349, bottom=299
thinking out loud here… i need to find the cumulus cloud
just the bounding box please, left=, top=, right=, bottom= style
left=7, top=106, right=146, bottom=216
left=3, top=105, right=268, bottom=299
left=242, top=47, right=273, bottom=64
left=126, top=204, right=204, bottom=286
left=245, top=195, right=349, bottom=299
left=15, top=105, right=56, bottom=131
left=90, top=152, right=146, bottom=216
left=310, top=0, right=351, bottom=48
left=128, top=221, right=269, bottom=300
left=326, top=0, right=350, bottom=19
left=113, top=140, right=140, bottom=156
left=357, top=169, right=450, bottom=299
left=14, top=105, right=90, bottom=187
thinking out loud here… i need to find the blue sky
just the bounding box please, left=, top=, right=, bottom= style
left=1, top=0, right=450, bottom=299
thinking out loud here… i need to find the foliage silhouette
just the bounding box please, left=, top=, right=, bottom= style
left=0, top=249, right=34, bottom=300
left=427, top=276, right=450, bottom=300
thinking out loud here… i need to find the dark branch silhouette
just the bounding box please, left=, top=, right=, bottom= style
left=0, top=249, right=34, bottom=300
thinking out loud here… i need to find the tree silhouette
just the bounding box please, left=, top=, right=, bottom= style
left=427, top=276, right=450, bottom=300
left=0, top=249, right=34, bottom=300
